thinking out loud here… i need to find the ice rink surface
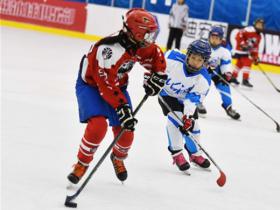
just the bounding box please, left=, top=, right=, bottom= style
left=2, top=27, right=280, bottom=210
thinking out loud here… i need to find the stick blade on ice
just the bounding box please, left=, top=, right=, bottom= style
left=216, top=171, right=226, bottom=187
left=276, top=122, right=280, bottom=133
left=64, top=195, right=78, bottom=208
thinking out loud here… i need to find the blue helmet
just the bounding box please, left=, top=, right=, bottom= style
left=186, top=39, right=211, bottom=73
left=209, top=26, right=224, bottom=39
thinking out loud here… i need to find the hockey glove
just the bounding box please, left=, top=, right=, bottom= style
left=207, top=58, right=219, bottom=73
left=116, top=104, right=138, bottom=131
left=179, top=115, right=195, bottom=135
left=143, top=72, right=168, bottom=96
left=221, top=72, right=232, bottom=85
left=253, top=57, right=260, bottom=65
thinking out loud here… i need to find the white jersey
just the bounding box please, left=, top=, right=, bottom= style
left=209, top=45, right=232, bottom=75
left=160, top=49, right=211, bottom=116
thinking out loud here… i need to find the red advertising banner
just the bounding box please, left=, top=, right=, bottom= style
left=0, top=0, right=87, bottom=32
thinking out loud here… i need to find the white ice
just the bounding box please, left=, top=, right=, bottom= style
left=2, top=27, right=280, bottom=210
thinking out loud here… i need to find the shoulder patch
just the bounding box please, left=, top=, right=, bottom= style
left=166, top=50, right=186, bottom=64
left=102, top=47, right=113, bottom=60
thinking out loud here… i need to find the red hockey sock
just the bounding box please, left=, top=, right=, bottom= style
left=243, top=71, right=250, bottom=80
left=112, top=126, right=134, bottom=159
left=77, top=116, right=108, bottom=165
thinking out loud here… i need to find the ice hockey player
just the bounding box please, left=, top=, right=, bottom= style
left=67, top=8, right=167, bottom=184
left=157, top=40, right=211, bottom=172
left=231, top=18, right=264, bottom=87
left=197, top=26, right=240, bottom=120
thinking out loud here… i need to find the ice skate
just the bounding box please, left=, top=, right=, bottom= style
left=110, top=153, right=128, bottom=182
left=172, top=152, right=190, bottom=173
left=190, top=154, right=211, bottom=169
left=197, top=103, right=207, bottom=117
left=229, top=77, right=240, bottom=85
left=224, top=105, right=241, bottom=120
left=242, top=79, right=253, bottom=88
left=67, top=161, right=88, bottom=184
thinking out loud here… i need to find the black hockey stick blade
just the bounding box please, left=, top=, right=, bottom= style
left=65, top=194, right=78, bottom=208
left=276, top=122, right=280, bottom=133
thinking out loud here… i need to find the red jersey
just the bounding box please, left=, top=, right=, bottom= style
left=81, top=34, right=166, bottom=109
left=235, top=26, right=261, bottom=59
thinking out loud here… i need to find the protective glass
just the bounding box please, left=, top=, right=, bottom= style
left=143, top=30, right=158, bottom=44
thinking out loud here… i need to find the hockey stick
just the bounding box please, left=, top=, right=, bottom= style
left=64, top=94, right=149, bottom=208
left=257, top=64, right=280, bottom=93
left=158, top=95, right=226, bottom=187
left=212, top=71, right=280, bottom=133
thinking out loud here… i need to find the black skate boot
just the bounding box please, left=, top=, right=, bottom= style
left=185, top=145, right=210, bottom=169
left=242, top=79, right=253, bottom=87
left=229, top=77, right=240, bottom=85
left=110, top=153, right=127, bottom=182
left=67, top=161, right=88, bottom=184
left=197, top=103, right=207, bottom=116
left=190, top=154, right=211, bottom=168
left=223, top=105, right=241, bottom=120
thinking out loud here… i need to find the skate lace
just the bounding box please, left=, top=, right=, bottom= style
left=191, top=155, right=205, bottom=165
left=173, top=153, right=187, bottom=166
left=113, top=159, right=126, bottom=173
left=72, top=163, right=87, bottom=177
left=228, top=108, right=237, bottom=115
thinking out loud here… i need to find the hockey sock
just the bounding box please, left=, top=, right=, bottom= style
left=112, top=126, right=134, bottom=159
left=77, top=116, right=108, bottom=165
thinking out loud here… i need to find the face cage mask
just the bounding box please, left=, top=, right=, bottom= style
left=138, top=30, right=158, bottom=47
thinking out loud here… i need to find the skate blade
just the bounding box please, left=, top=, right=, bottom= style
left=183, top=170, right=191, bottom=176
left=198, top=113, right=207, bottom=118
left=231, top=118, right=241, bottom=121
left=192, top=163, right=212, bottom=172
left=66, top=181, right=77, bottom=190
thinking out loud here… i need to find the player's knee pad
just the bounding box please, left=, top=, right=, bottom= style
left=85, top=116, right=108, bottom=144
left=166, top=119, right=183, bottom=150
left=77, top=117, right=108, bottom=164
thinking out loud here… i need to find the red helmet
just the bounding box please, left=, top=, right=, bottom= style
left=123, top=8, right=159, bottom=46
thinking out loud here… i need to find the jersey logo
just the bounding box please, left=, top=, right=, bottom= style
left=102, top=47, right=113, bottom=60
left=118, top=60, right=135, bottom=74
left=166, top=79, right=194, bottom=95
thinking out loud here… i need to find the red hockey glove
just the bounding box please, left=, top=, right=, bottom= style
left=223, top=72, right=232, bottom=82
left=179, top=115, right=195, bottom=135
left=143, top=72, right=168, bottom=96
left=253, top=57, right=260, bottom=65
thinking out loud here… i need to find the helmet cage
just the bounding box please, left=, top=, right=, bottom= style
left=123, top=8, right=158, bottom=47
